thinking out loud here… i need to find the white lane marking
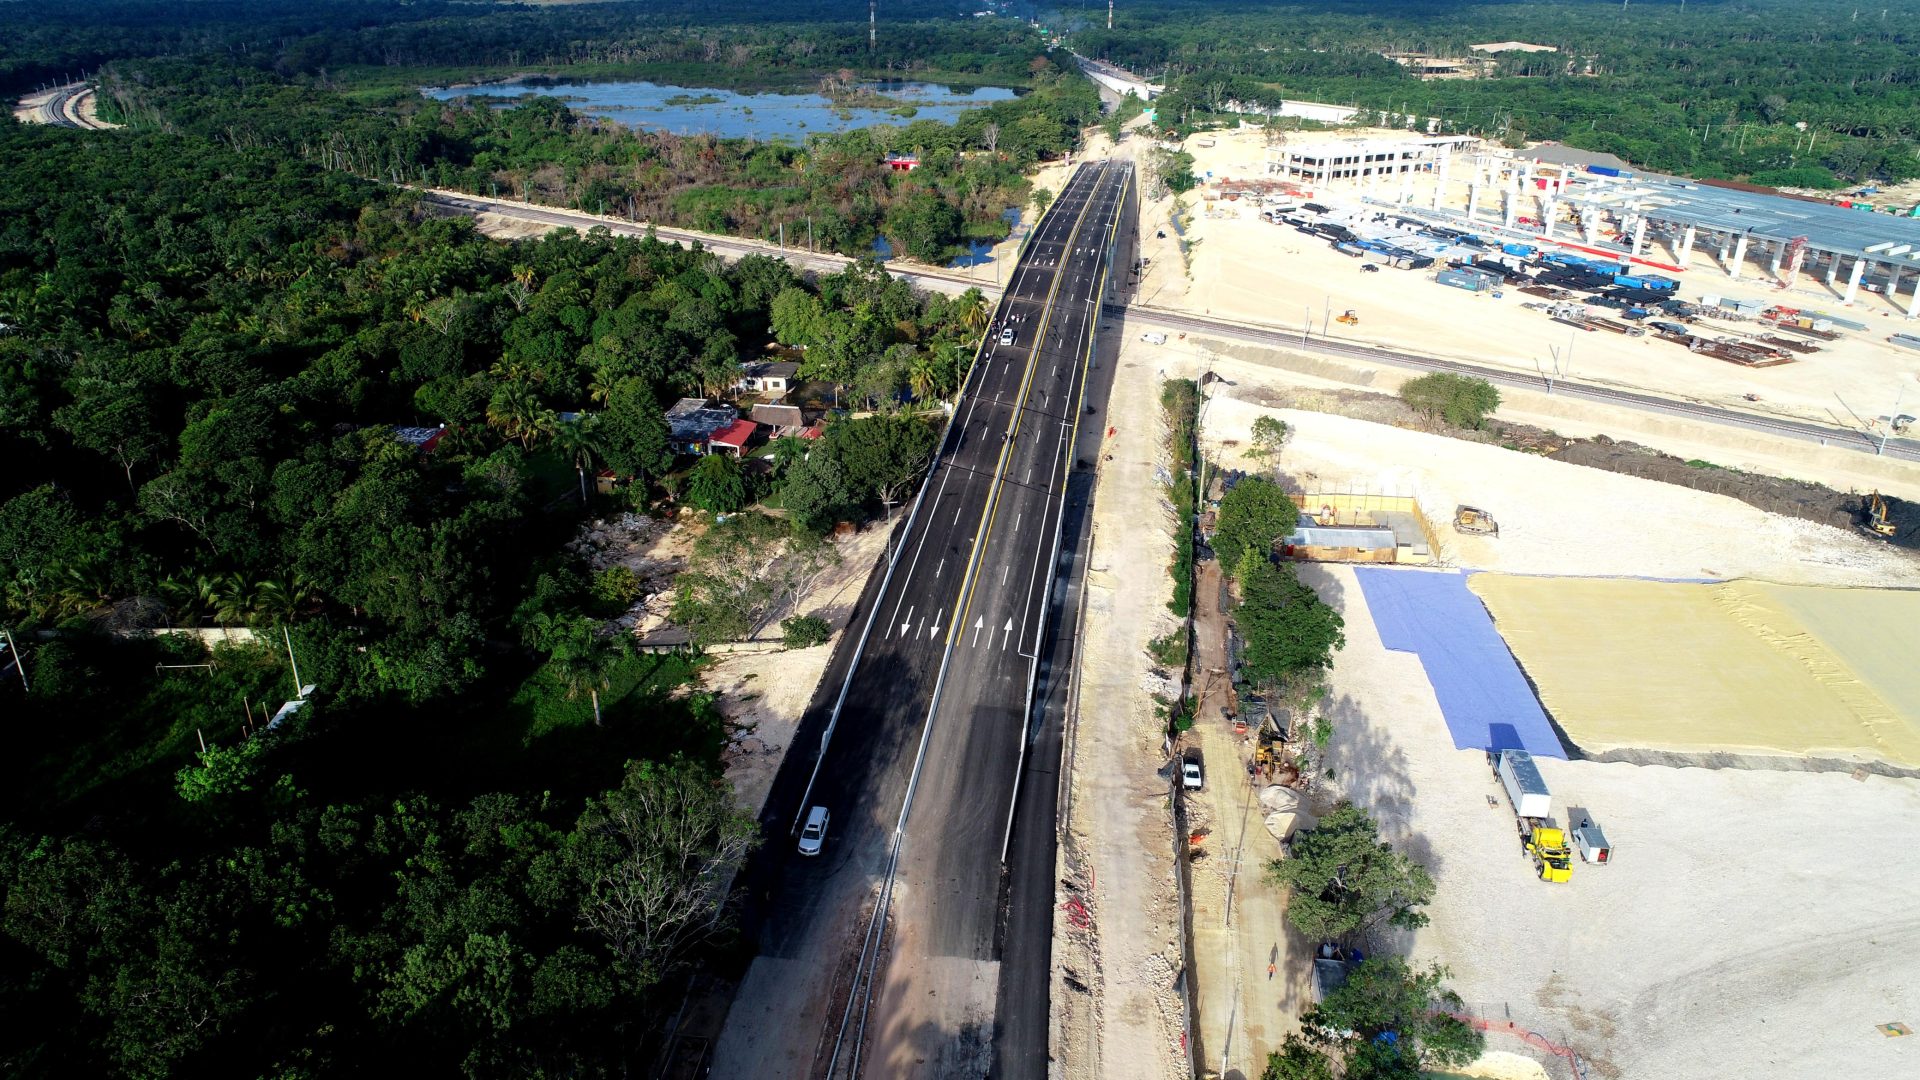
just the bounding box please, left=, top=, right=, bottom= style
left=935, top=557, right=945, bottom=578
left=1014, top=513, right=1022, bottom=534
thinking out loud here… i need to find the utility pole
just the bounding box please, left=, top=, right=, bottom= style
left=283, top=625, right=306, bottom=697
left=3, top=629, right=25, bottom=692
left=1108, top=0, right=1114, bottom=30
left=1878, top=383, right=1907, bottom=455
left=870, top=0, right=876, bottom=50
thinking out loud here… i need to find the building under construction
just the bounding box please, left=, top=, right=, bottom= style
left=1367, top=144, right=1920, bottom=317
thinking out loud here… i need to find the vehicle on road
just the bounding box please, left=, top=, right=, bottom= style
left=1181, top=755, right=1204, bottom=790
left=1000, top=327, right=1016, bottom=346
left=797, top=806, right=830, bottom=856
left=1141, top=332, right=1168, bottom=344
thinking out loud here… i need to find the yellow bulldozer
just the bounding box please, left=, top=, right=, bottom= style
left=1525, top=824, right=1574, bottom=884
left=1453, top=505, right=1499, bottom=536
left=1335, top=309, right=1359, bottom=326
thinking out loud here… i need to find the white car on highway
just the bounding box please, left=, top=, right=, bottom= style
left=797, top=806, right=830, bottom=856
left=999, top=327, right=1016, bottom=346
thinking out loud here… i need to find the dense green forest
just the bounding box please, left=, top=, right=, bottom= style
left=1066, top=0, right=1920, bottom=186
left=0, top=107, right=984, bottom=1074
left=5, top=1, right=1103, bottom=263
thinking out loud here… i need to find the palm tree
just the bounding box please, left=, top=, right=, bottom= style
left=587, top=366, right=618, bottom=407
left=551, top=417, right=600, bottom=505
left=252, top=577, right=315, bottom=623
left=907, top=351, right=941, bottom=400
left=487, top=382, right=557, bottom=448
left=958, top=290, right=990, bottom=341
left=210, top=572, right=253, bottom=627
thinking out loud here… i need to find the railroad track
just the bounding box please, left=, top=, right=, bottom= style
left=1110, top=303, right=1920, bottom=463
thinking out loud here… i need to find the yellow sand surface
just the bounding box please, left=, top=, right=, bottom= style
left=1468, top=575, right=1920, bottom=766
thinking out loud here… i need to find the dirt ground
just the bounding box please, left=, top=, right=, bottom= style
left=1052, top=331, right=1189, bottom=1080
left=1189, top=375, right=1920, bottom=1080
left=1198, top=390, right=1920, bottom=587
left=1311, top=561, right=1920, bottom=1079
left=1152, top=124, right=1920, bottom=436
left=700, top=520, right=893, bottom=814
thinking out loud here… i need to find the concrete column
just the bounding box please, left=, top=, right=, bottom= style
left=1826, top=253, right=1842, bottom=287
left=1504, top=175, right=1518, bottom=227
left=1435, top=151, right=1450, bottom=210
left=1583, top=209, right=1599, bottom=245
left=1730, top=234, right=1749, bottom=280
left=1678, top=224, right=1696, bottom=266
left=1907, top=273, right=1920, bottom=318
left=1467, top=177, right=1482, bottom=222
left=1844, top=256, right=1867, bottom=305
left=1768, top=243, right=1783, bottom=279
left=1889, top=264, right=1905, bottom=301
left=1543, top=198, right=1558, bottom=239
left=1631, top=217, right=1648, bottom=258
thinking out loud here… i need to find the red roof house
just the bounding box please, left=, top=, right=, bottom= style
left=708, top=418, right=759, bottom=456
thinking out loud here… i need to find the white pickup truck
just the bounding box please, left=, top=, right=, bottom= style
left=1140, top=332, right=1167, bottom=345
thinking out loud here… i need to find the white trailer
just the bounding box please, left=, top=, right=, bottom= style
left=1493, top=749, right=1552, bottom=820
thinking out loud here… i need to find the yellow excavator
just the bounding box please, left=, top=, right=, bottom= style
left=1335, top=309, right=1360, bottom=326
left=1863, top=491, right=1896, bottom=538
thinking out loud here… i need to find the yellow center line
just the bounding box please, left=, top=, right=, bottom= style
left=944, top=164, right=1113, bottom=646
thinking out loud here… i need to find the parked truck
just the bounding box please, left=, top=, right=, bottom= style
left=1490, top=750, right=1572, bottom=883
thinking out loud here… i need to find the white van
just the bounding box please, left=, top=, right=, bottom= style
left=797, top=806, right=830, bottom=856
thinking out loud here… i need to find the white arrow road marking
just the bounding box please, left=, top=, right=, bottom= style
left=1001, top=618, right=1014, bottom=651
left=931, top=609, right=944, bottom=638
left=971, top=616, right=984, bottom=647
left=897, top=605, right=913, bottom=639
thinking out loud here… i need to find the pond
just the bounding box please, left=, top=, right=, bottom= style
left=421, top=79, right=1018, bottom=141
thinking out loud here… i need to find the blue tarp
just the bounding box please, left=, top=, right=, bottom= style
left=1353, top=567, right=1565, bottom=758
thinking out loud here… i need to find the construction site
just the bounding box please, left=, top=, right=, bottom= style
left=1008, top=112, right=1920, bottom=1080
left=1143, top=125, right=1920, bottom=452
left=1099, top=313, right=1920, bottom=1078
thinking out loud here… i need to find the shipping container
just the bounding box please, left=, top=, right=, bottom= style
left=1436, top=270, right=1489, bottom=292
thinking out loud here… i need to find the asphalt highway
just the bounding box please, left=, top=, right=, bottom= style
left=857, top=160, right=1132, bottom=1076
left=713, top=161, right=1133, bottom=1078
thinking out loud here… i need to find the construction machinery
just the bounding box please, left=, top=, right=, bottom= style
left=1335, top=309, right=1359, bottom=326
left=1863, top=491, right=1897, bottom=538
left=1490, top=750, right=1573, bottom=884
left=1524, top=823, right=1574, bottom=883
left=1453, top=505, right=1499, bottom=536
